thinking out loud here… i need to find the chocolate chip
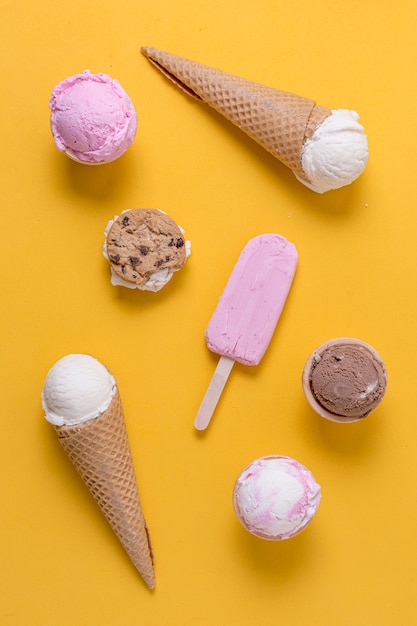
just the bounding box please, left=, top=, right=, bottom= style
left=130, top=256, right=139, bottom=265
left=168, top=238, right=175, bottom=247
left=110, top=254, right=120, bottom=263
left=165, top=255, right=170, bottom=262
left=140, top=245, right=150, bottom=255
left=155, top=258, right=164, bottom=268
left=176, top=238, right=184, bottom=248
left=122, top=216, right=130, bottom=226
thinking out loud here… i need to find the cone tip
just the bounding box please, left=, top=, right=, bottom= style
left=141, top=554, right=155, bottom=590
left=145, top=574, right=156, bottom=590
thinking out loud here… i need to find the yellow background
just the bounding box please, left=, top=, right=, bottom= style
left=1, top=1, right=416, bottom=624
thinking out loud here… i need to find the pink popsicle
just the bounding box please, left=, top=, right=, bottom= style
left=194, top=234, right=298, bottom=430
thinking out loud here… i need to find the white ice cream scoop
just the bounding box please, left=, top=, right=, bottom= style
left=295, top=110, right=368, bottom=193
left=42, top=353, right=116, bottom=426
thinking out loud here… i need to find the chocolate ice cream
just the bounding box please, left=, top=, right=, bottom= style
left=302, top=338, right=387, bottom=422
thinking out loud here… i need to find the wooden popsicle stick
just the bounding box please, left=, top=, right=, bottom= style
left=194, top=356, right=235, bottom=430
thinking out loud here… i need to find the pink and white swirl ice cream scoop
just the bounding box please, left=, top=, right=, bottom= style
left=233, top=455, right=321, bottom=540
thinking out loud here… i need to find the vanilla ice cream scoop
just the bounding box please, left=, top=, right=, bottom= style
left=42, top=354, right=116, bottom=426
left=233, top=455, right=321, bottom=540
left=294, top=110, right=368, bottom=193
left=49, top=70, right=137, bottom=164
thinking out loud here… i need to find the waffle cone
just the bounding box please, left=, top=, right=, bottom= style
left=141, top=46, right=331, bottom=180
left=54, top=388, right=155, bottom=589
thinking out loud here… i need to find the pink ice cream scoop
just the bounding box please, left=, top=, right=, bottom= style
left=49, top=70, right=137, bottom=164
left=194, top=234, right=298, bottom=430
left=233, top=455, right=321, bottom=540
